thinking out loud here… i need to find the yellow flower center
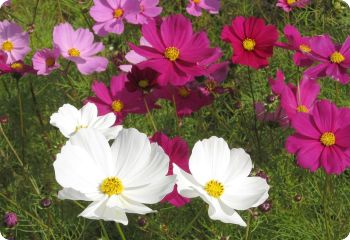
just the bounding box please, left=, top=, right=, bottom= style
left=2, top=40, right=14, bottom=52
left=46, top=57, right=55, bottom=67
left=330, top=51, right=345, bottom=64
left=138, top=79, right=149, bottom=88
left=204, top=180, right=224, bottom=198
left=10, top=62, right=23, bottom=70
left=68, top=48, right=80, bottom=57
left=296, top=105, right=309, bottom=113
left=287, top=0, right=296, bottom=5
left=242, top=38, right=256, bottom=51
left=74, top=125, right=87, bottom=133
left=164, top=47, right=180, bottom=61
left=320, top=132, right=336, bottom=147
left=114, top=8, right=124, bottom=19
left=193, top=0, right=201, bottom=3
left=178, top=87, right=190, bottom=98
left=111, top=100, right=124, bottom=112
left=100, top=177, right=124, bottom=196
left=299, top=44, right=311, bottom=53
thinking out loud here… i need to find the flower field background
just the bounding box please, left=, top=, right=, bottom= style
left=1, top=0, right=350, bottom=239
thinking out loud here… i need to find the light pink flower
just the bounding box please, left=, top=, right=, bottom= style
left=276, top=0, right=310, bottom=12
left=32, top=48, right=60, bottom=75
left=186, top=0, right=220, bottom=17
left=127, top=0, right=162, bottom=24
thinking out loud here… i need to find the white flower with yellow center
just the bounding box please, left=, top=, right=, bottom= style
left=50, top=103, right=121, bottom=140
left=174, top=137, right=269, bottom=226
left=54, top=128, right=176, bottom=224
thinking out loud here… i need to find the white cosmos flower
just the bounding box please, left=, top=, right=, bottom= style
left=344, top=233, right=350, bottom=240
left=54, top=128, right=176, bottom=225
left=0, top=233, right=6, bottom=240
left=50, top=103, right=121, bottom=140
left=344, top=0, right=350, bottom=6
left=174, top=136, right=269, bottom=226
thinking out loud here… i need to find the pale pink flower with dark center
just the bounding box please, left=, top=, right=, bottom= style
left=32, top=48, right=60, bottom=75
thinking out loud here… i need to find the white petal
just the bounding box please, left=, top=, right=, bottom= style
left=58, top=188, right=101, bottom=201
left=344, top=232, right=350, bottom=240
left=99, top=125, right=122, bottom=140
left=0, top=232, right=6, bottom=240
left=208, top=199, right=246, bottom=226
left=223, top=148, right=253, bottom=183
left=173, top=164, right=201, bottom=199
left=79, top=197, right=128, bottom=225
left=50, top=104, right=79, bottom=138
left=106, top=195, right=155, bottom=214
left=90, top=112, right=116, bottom=129
left=80, top=102, right=98, bottom=126
left=189, top=137, right=231, bottom=184
left=221, top=177, right=269, bottom=210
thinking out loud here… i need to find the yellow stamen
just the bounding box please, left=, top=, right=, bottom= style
left=46, top=57, right=55, bottom=67
left=287, top=0, right=296, bottom=5
left=204, top=180, right=224, bottom=198
left=296, top=105, right=309, bottom=113
left=138, top=79, right=149, bottom=88
left=2, top=40, right=14, bottom=52
left=10, top=62, right=23, bottom=71
left=299, top=44, right=311, bottom=53
left=330, top=51, right=345, bottom=64
left=320, top=132, right=336, bottom=147
left=68, top=48, right=80, bottom=57
left=74, top=125, right=87, bottom=133
left=114, top=8, right=124, bottom=19
left=100, top=177, right=124, bottom=196
left=164, top=47, right=180, bottom=61
left=193, top=0, right=201, bottom=3
left=242, top=38, right=256, bottom=51
left=178, top=87, right=190, bottom=98
left=111, top=100, right=124, bottom=112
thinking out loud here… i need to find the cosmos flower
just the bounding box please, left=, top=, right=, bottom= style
left=304, top=35, right=350, bottom=84
left=127, top=0, right=163, bottom=25
left=221, top=16, right=278, bottom=69
left=276, top=0, right=310, bottom=12
left=32, top=48, right=60, bottom=76
left=125, top=65, right=159, bottom=94
left=53, top=23, right=108, bottom=75
left=54, top=128, right=176, bottom=224
left=0, top=0, right=11, bottom=8
left=89, top=0, right=139, bottom=36
left=186, top=0, right=220, bottom=17
left=119, top=36, right=149, bottom=72
left=0, top=60, right=35, bottom=76
left=286, top=100, right=350, bottom=174
left=0, top=20, right=31, bottom=64
left=344, top=232, right=350, bottom=240
left=0, top=232, right=6, bottom=240
left=255, top=102, right=289, bottom=128
left=174, top=136, right=269, bottom=226
left=50, top=102, right=122, bottom=140
left=150, top=132, right=191, bottom=207
left=0, top=50, right=11, bottom=73
left=129, top=14, right=219, bottom=86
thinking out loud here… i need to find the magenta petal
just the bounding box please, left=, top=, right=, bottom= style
left=129, top=43, right=163, bottom=59
left=311, top=100, right=337, bottom=132
left=91, top=81, right=113, bottom=104
left=141, top=20, right=165, bottom=51
left=290, top=113, right=320, bottom=138
left=161, top=185, right=190, bottom=207
left=110, top=73, right=128, bottom=97
left=335, top=125, right=350, bottom=148
left=295, top=142, right=323, bottom=172
left=321, top=146, right=345, bottom=175
left=160, top=14, right=192, bottom=47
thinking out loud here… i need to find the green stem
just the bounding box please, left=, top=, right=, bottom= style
left=178, top=208, right=203, bottom=239
left=100, top=221, right=110, bottom=240
left=323, top=174, right=333, bottom=240
left=29, top=79, right=44, bottom=126
left=245, top=211, right=252, bottom=240
left=116, top=222, right=127, bottom=240
left=143, top=97, right=157, bottom=132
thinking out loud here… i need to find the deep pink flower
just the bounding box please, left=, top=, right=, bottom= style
left=186, top=0, right=220, bottom=17
left=150, top=132, right=191, bottom=207
left=90, top=0, right=139, bottom=36
left=126, top=65, right=159, bottom=93
left=53, top=23, right=108, bottom=75
left=269, top=70, right=320, bottom=119
left=0, top=60, right=35, bottom=76
left=127, top=0, right=162, bottom=25
left=120, top=36, right=149, bottom=72
left=0, top=20, right=31, bottom=64
left=286, top=100, right=350, bottom=174
left=130, top=14, right=219, bottom=86
left=275, top=25, right=314, bottom=67
left=0, top=50, right=11, bottom=73
left=304, top=35, right=350, bottom=84
left=86, top=73, right=157, bottom=124
left=276, top=0, right=310, bottom=12
left=32, top=48, right=60, bottom=75
left=255, top=102, right=289, bottom=128
left=221, top=16, right=279, bottom=69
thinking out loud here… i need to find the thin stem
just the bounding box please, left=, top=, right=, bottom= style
left=172, top=95, right=180, bottom=132
left=116, top=222, right=127, bottom=240
left=16, top=78, right=25, bottom=138
left=99, top=221, right=110, bottom=240
left=29, top=79, right=44, bottom=126
left=31, top=0, right=40, bottom=25
left=178, top=208, right=203, bottom=239
left=245, top=210, right=253, bottom=240
left=323, top=174, right=333, bottom=240
left=143, top=97, right=157, bottom=132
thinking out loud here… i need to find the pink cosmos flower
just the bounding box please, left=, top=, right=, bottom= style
left=32, top=48, right=60, bottom=76
left=130, top=14, right=219, bottom=86
left=0, top=50, right=11, bottom=74
left=221, top=16, right=279, bottom=69
left=304, top=35, right=350, bottom=84
left=0, top=20, right=31, bottom=64
left=127, top=0, right=162, bottom=25
left=276, top=0, right=310, bottom=12
left=275, top=25, right=314, bottom=67
left=186, top=0, right=220, bottom=17
left=89, top=0, right=139, bottom=36
left=53, top=23, right=108, bottom=75
left=150, top=132, right=191, bottom=207
left=86, top=73, right=157, bottom=124
left=286, top=100, right=350, bottom=174
left=269, top=70, right=320, bottom=119
left=1, top=0, right=11, bottom=8
left=119, top=36, right=149, bottom=72
left=255, top=102, right=289, bottom=128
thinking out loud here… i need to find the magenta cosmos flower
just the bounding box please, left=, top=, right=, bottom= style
left=276, top=0, right=310, bottom=12
left=0, top=50, right=11, bottom=73
left=86, top=73, right=157, bottom=124
left=286, top=100, right=350, bottom=174
left=32, top=48, right=60, bottom=76
left=275, top=25, right=314, bottom=67
left=186, top=0, right=220, bottom=17
left=269, top=70, right=320, bottom=119
left=89, top=0, right=139, bottom=36
left=53, top=23, right=108, bottom=75
left=0, top=20, right=30, bottom=64
left=221, top=16, right=279, bottom=69
left=127, top=0, right=162, bottom=25
left=304, top=35, right=350, bottom=84
left=255, top=102, right=289, bottom=128
left=150, top=132, right=191, bottom=207
left=130, top=14, right=219, bottom=86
